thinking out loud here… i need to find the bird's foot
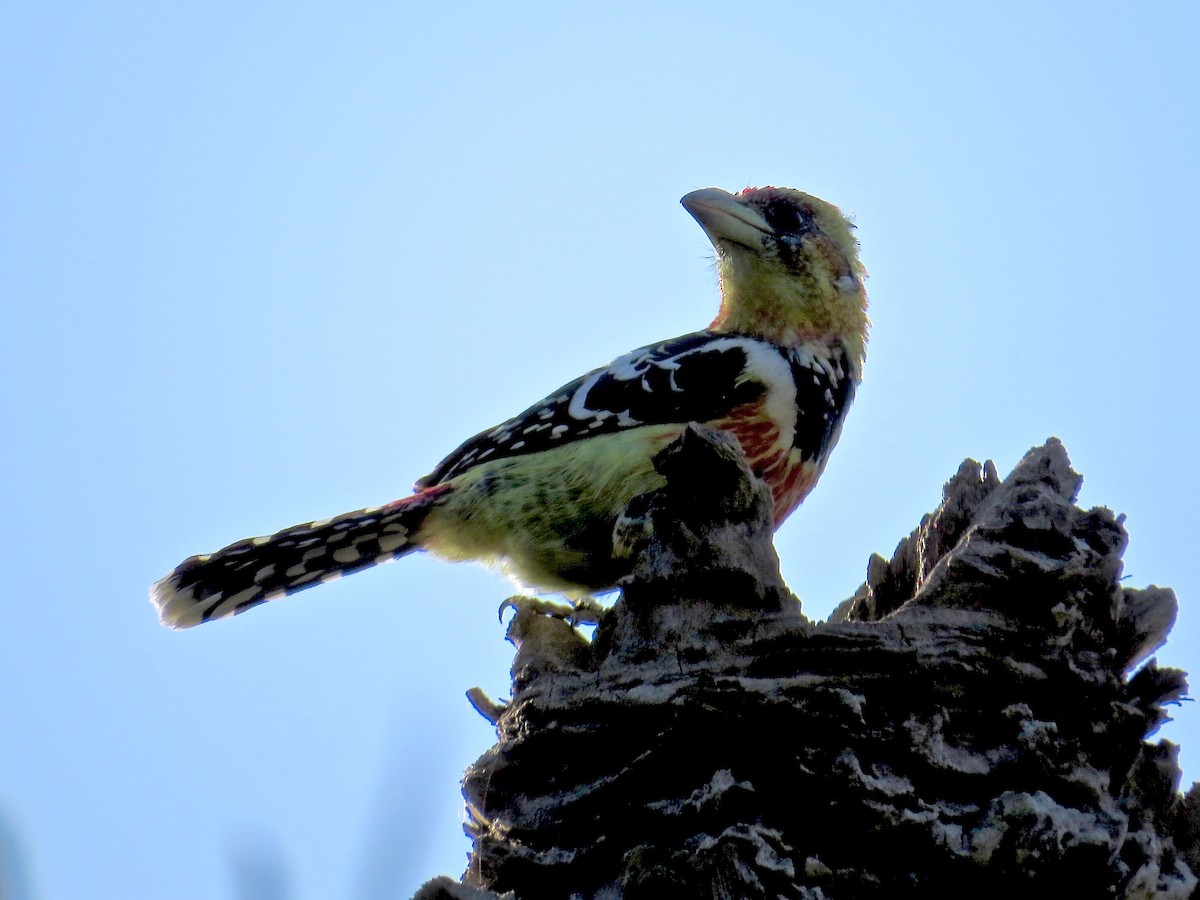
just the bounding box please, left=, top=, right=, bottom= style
left=567, top=596, right=608, bottom=626
left=498, top=595, right=607, bottom=627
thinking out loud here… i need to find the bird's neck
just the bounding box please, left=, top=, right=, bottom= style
left=710, top=257, right=869, bottom=367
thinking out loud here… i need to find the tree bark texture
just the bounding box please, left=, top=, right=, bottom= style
left=417, top=427, right=1197, bottom=899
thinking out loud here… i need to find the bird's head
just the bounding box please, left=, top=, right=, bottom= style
left=682, top=186, right=868, bottom=363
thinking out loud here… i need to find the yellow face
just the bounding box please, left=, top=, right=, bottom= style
left=681, top=186, right=868, bottom=357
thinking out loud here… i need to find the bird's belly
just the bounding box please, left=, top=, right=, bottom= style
left=417, top=426, right=682, bottom=594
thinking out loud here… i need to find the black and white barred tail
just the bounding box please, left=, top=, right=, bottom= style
left=150, top=491, right=445, bottom=629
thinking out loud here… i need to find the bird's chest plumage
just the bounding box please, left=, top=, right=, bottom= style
left=710, top=404, right=823, bottom=525
left=713, top=341, right=857, bottom=525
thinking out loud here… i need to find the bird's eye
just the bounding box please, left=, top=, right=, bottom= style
left=763, top=201, right=813, bottom=237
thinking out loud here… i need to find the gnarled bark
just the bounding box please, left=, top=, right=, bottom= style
left=417, top=428, right=1196, bottom=899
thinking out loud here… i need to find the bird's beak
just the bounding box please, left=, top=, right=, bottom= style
left=681, top=188, right=773, bottom=250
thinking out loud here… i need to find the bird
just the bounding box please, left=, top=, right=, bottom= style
left=151, top=186, right=868, bottom=629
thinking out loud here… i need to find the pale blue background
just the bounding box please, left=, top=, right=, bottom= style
left=2, top=3, right=1197, bottom=898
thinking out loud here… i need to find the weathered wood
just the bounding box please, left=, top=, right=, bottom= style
left=418, top=429, right=1197, bottom=899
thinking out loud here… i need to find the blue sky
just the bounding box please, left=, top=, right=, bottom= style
left=2, top=3, right=1198, bottom=898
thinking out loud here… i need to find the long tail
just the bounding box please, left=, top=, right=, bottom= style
left=151, top=489, right=448, bottom=629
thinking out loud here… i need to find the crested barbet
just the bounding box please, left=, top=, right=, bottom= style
left=151, top=187, right=868, bottom=628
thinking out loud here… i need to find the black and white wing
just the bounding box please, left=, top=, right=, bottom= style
left=417, top=331, right=782, bottom=488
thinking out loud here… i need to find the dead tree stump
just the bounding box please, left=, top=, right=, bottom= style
left=417, top=428, right=1197, bottom=899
